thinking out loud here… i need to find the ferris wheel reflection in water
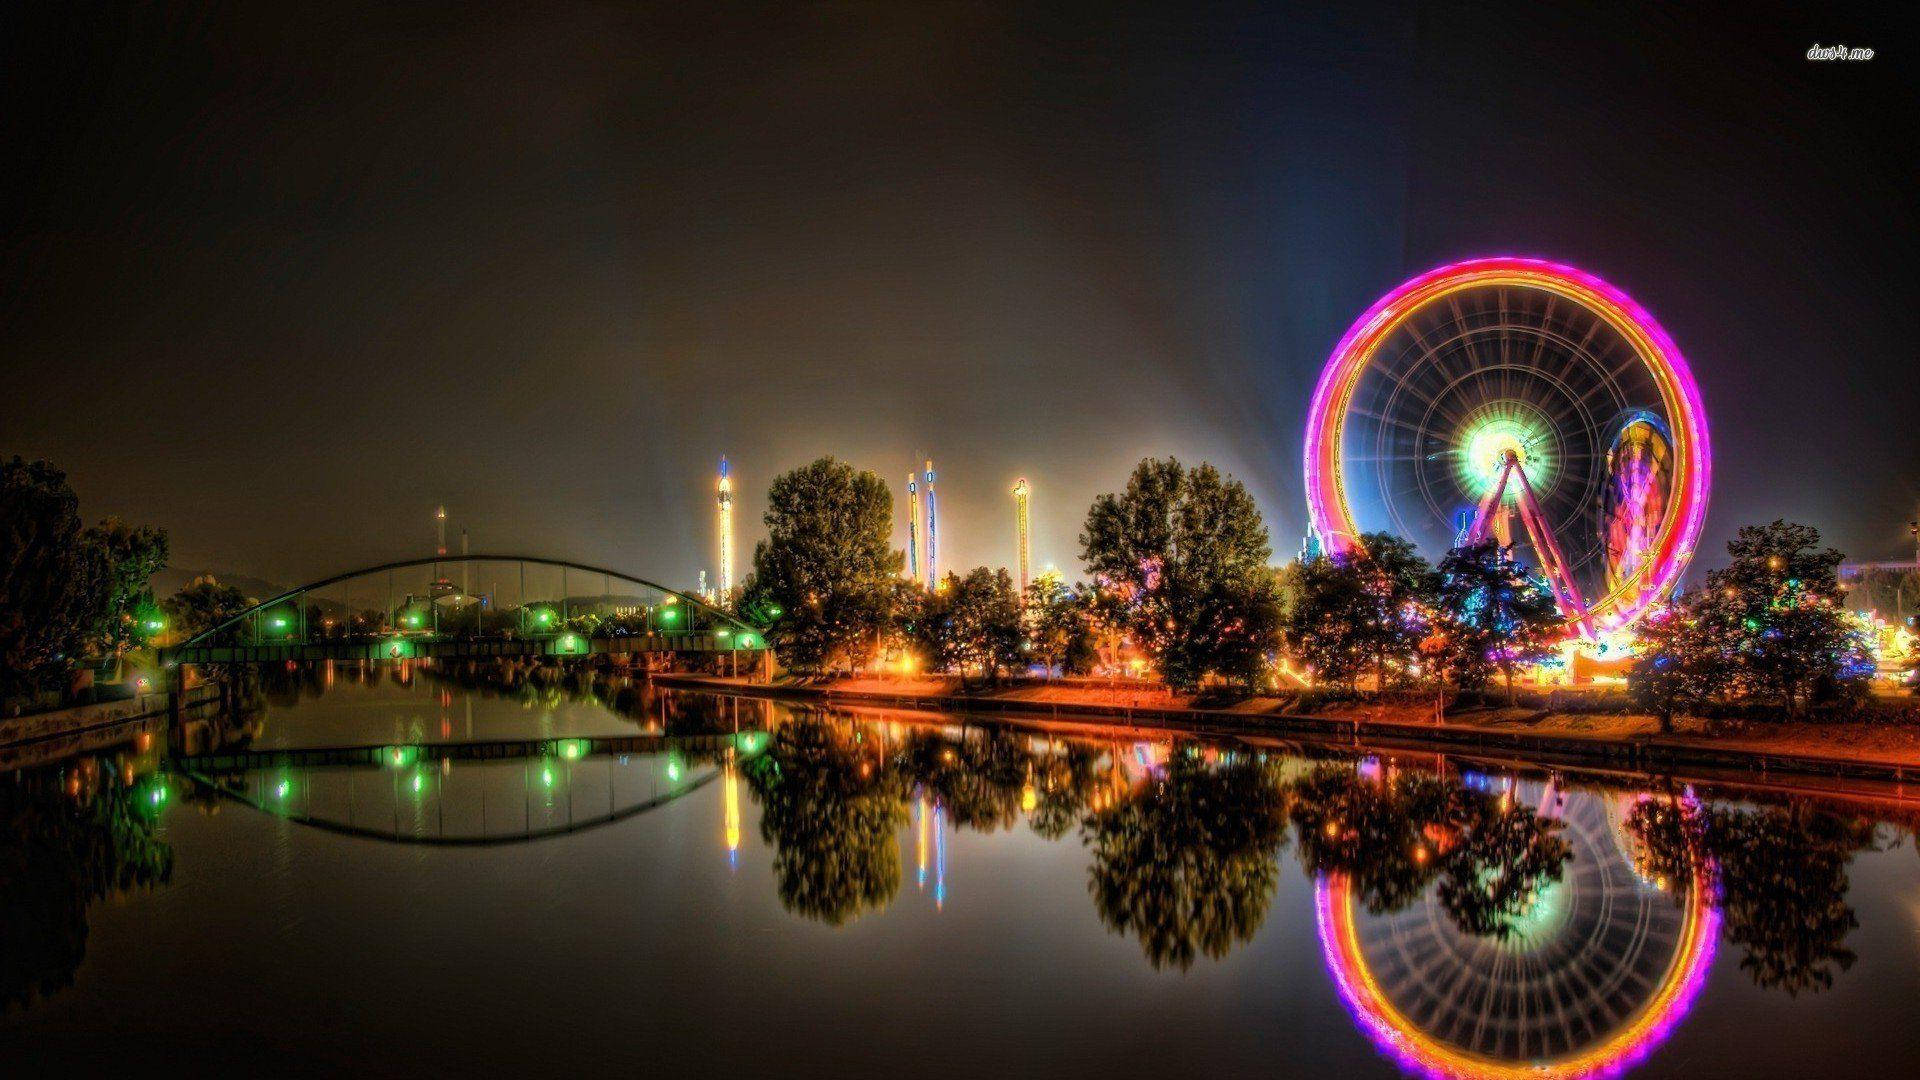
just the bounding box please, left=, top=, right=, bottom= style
left=1315, top=777, right=1718, bottom=1080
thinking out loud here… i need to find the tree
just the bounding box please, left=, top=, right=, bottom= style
left=1283, top=554, right=1376, bottom=692
left=1, top=458, right=108, bottom=697
left=1712, top=521, right=1869, bottom=714
left=1627, top=599, right=1728, bottom=731
left=1353, top=533, right=1438, bottom=691
left=1184, top=566, right=1286, bottom=692
left=1080, top=458, right=1278, bottom=691
left=1431, top=541, right=1561, bottom=699
left=1633, top=521, right=1872, bottom=717
left=742, top=458, right=902, bottom=675
left=84, top=518, right=169, bottom=662
left=1023, top=572, right=1096, bottom=677
left=917, top=567, right=1024, bottom=687
left=161, top=576, right=252, bottom=639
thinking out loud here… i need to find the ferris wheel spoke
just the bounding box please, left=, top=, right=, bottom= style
left=1352, top=405, right=1434, bottom=439
left=1399, top=361, right=1519, bottom=443
left=1557, top=310, right=1600, bottom=370
left=1522, top=295, right=1560, bottom=382
left=1445, top=297, right=1488, bottom=388
left=1405, top=313, right=1478, bottom=400
left=1557, top=352, right=1646, bottom=424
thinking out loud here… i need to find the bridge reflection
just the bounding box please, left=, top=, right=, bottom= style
left=177, top=731, right=766, bottom=846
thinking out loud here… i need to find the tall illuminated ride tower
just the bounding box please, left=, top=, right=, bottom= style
left=922, top=460, right=939, bottom=589
left=1012, top=478, right=1031, bottom=595
left=434, top=505, right=447, bottom=556
left=906, top=474, right=922, bottom=580
left=716, top=457, right=734, bottom=600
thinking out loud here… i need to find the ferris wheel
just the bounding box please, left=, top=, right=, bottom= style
left=1303, top=258, right=1711, bottom=638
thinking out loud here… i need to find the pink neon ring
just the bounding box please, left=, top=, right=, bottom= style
left=1302, top=257, right=1711, bottom=635
left=1314, top=868, right=1718, bottom=1079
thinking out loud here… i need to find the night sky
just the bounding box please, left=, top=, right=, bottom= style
left=4, top=2, right=1913, bottom=591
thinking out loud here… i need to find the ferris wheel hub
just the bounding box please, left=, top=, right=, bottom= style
left=1459, top=405, right=1555, bottom=502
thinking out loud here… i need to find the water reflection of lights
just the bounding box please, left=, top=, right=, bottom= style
left=933, top=801, right=947, bottom=911
left=723, top=759, right=741, bottom=870
left=916, top=795, right=930, bottom=889
left=1315, top=788, right=1718, bottom=1079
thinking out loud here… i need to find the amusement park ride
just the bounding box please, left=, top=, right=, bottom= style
left=1304, top=257, right=1711, bottom=670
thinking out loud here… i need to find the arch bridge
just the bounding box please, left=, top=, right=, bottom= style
left=160, top=554, right=768, bottom=668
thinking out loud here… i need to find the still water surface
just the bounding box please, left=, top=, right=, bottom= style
left=4, top=663, right=1920, bottom=1077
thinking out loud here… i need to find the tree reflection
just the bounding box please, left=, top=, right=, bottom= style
left=1028, top=742, right=1107, bottom=840
left=1291, top=765, right=1569, bottom=940
left=1712, top=806, right=1876, bottom=995
left=1082, top=749, right=1290, bottom=970
left=899, top=728, right=1029, bottom=834
left=743, top=717, right=906, bottom=925
left=1292, top=767, right=1457, bottom=913
left=1629, top=795, right=1879, bottom=995
left=1, top=762, right=173, bottom=1011
left=1436, top=802, right=1573, bottom=938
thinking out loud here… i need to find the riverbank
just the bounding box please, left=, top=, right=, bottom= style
left=652, top=672, right=1920, bottom=786
left=0, top=683, right=219, bottom=750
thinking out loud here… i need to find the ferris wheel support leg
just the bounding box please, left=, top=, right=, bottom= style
left=1512, top=462, right=1595, bottom=639
left=1465, top=460, right=1516, bottom=544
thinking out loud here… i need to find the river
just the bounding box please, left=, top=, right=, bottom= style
left=3, top=662, right=1918, bottom=1077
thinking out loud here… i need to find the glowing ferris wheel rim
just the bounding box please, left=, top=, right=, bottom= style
left=1312, top=783, right=1720, bottom=1080
left=1314, top=869, right=1719, bottom=1080
left=1302, top=257, right=1711, bottom=636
